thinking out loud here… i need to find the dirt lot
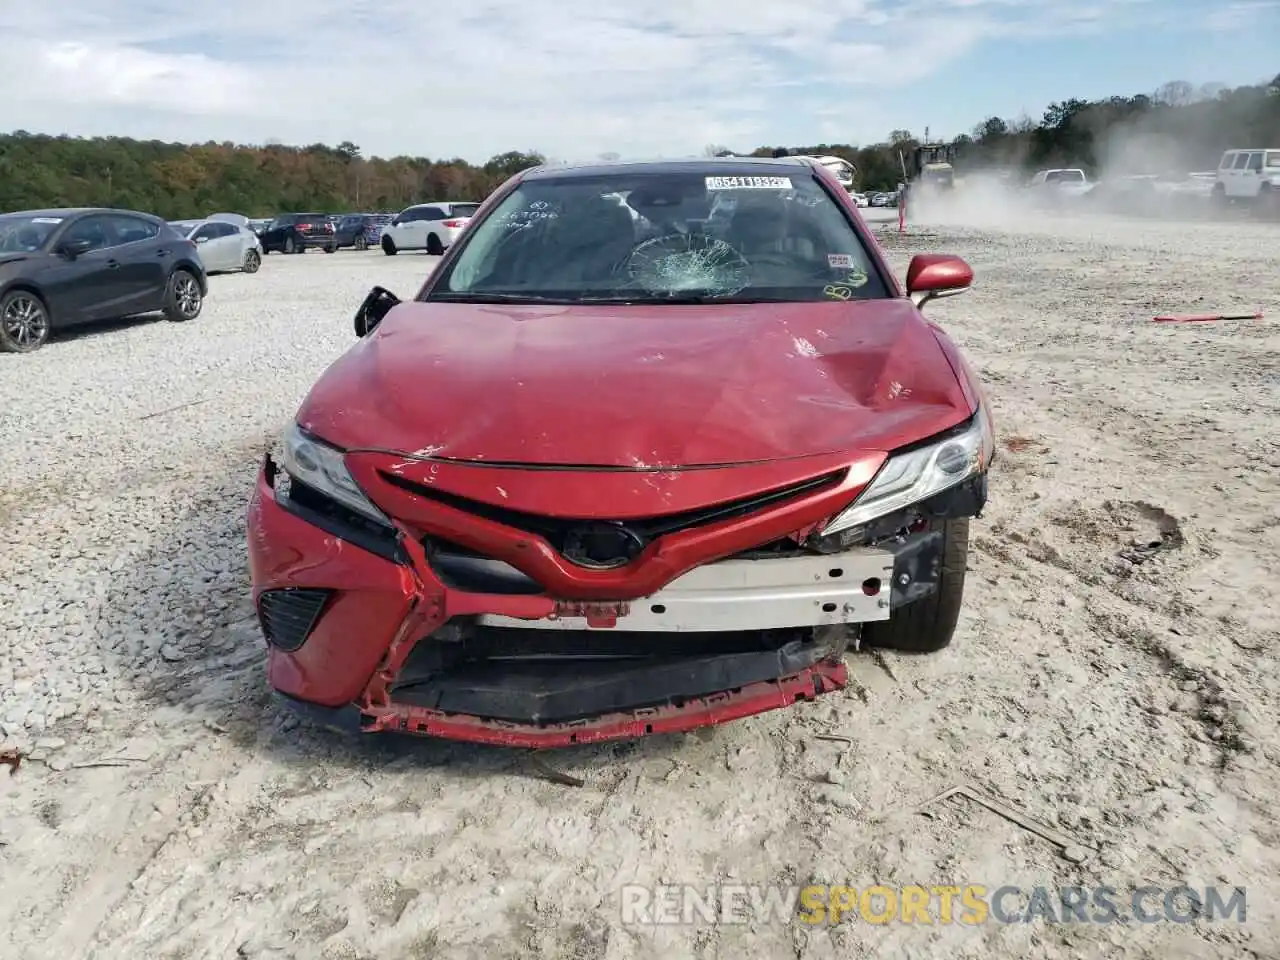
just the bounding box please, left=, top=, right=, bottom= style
left=2, top=213, right=1278, bottom=960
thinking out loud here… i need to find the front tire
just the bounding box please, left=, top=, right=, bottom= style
left=164, top=269, right=203, bottom=322
left=426, top=233, right=444, bottom=256
left=243, top=249, right=261, bottom=274
left=0, top=290, right=51, bottom=353
left=382, top=236, right=398, bottom=256
left=861, top=517, right=970, bottom=654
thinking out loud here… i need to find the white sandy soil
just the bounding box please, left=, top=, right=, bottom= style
left=1, top=209, right=1278, bottom=959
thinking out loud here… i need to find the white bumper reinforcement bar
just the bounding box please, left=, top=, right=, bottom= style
left=474, top=547, right=897, bottom=632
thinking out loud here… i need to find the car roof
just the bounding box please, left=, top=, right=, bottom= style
left=521, top=156, right=820, bottom=181
left=1, top=207, right=161, bottom=220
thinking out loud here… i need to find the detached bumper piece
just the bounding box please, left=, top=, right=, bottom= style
left=280, top=663, right=848, bottom=749
left=390, top=626, right=843, bottom=723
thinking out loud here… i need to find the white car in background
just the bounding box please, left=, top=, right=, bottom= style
left=380, top=201, right=481, bottom=255
left=169, top=218, right=263, bottom=274
left=850, top=192, right=869, bottom=207
left=1027, top=168, right=1096, bottom=200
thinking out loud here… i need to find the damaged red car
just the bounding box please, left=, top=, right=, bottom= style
left=246, top=157, right=995, bottom=748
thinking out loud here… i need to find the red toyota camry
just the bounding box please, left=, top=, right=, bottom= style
left=246, top=157, right=995, bottom=748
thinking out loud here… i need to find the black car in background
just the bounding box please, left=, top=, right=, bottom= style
left=257, top=213, right=337, bottom=254
left=0, top=208, right=207, bottom=353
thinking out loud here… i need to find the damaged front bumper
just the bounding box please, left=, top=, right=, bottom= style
left=246, top=453, right=961, bottom=747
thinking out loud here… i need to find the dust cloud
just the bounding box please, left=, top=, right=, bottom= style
left=901, top=111, right=1231, bottom=231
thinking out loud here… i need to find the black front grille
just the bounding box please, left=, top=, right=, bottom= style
left=380, top=468, right=846, bottom=556
left=258, top=588, right=332, bottom=652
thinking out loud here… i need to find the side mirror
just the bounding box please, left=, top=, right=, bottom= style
left=905, top=254, right=973, bottom=309
left=59, top=238, right=93, bottom=259
left=354, top=285, right=401, bottom=337
left=195, top=236, right=209, bottom=244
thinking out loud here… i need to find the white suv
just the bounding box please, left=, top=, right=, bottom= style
left=380, top=201, right=481, bottom=255
left=1213, top=149, right=1280, bottom=212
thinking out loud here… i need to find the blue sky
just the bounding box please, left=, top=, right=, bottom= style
left=887, top=6, right=1279, bottom=138
left=0, top=0, right=1275, bottom=162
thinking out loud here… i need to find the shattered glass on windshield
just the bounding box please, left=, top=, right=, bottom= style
left=625, top=233, right=751, bottom=298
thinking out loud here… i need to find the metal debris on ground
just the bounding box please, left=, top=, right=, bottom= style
left=137, top=397, right=210, bottom=421
left=1, top=748, right=22, bottom=775
left=918, top=783, right=1092, bottom=863
left=1002, top=435, right=1039, bottom=453
left=813, top=734, right=854, bottom=746
left=528, top=751, right=585, bottom=787
left=1118, top=538, right=1170, bottom=565
left=70, top=757, right=147, bottom=769
left=1152, top=310, right=1263, bottom=323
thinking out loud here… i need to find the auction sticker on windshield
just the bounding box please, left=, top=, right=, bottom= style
left=705, top=176, right=792, bottom=190
left=827, top=253, right=855, bottom=269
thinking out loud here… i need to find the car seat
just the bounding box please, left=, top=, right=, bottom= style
left=544, top=197, right=637, bottom=285
left=725, top=195, right=790, bottom=257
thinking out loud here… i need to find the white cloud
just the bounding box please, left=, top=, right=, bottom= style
left=0, top=0, right=1212, bottom=161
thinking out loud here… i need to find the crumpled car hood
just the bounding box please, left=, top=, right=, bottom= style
left=299, top=299, right=972, bottom=467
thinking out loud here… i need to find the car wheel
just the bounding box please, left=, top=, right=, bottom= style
left=164, top=269, right=203, bottom=322
left=426, top=234, right=444, bottom=256
left=354, top=235, right=368, bottom=251
left=243, top=249, right=261, bottom=274
left=284, top=235, right=297, bottom=254
left=0, top=289, right=51, bottom=353
left=861, top=517, right=969, bottom=654
left=382, top=236, right=398, bottom=256
left=324, top=244, right=336, bottom=254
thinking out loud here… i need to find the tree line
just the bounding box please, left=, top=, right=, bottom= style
left=0, top=74, right=1276, bottom=217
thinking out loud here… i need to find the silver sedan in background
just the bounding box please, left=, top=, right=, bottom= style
left=169, top=218, right=263, bottom=274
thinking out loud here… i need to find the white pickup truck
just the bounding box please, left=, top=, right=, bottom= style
left=1027, top=168, right=1095, bottom=199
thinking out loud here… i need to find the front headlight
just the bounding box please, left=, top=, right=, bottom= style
left=820, top=408, right=994, bottom=537
left=279, top=423, right=390, bottom=525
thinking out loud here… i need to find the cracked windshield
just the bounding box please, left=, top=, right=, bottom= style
left=433, top=171, right=888, bottom=303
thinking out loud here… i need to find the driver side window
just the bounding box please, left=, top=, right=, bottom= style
left=192, top=224, right=218, bottom=242
left=61, top=215, right=113, bottom=251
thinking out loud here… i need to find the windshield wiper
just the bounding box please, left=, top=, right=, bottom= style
left=577, top=294, right=786, bottom=305
left=427, top=292, right=578, bottom=304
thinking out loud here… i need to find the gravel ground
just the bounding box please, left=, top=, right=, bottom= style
left=2, top=216, right=1278, bottom=960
